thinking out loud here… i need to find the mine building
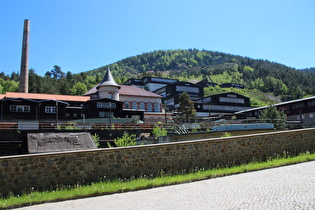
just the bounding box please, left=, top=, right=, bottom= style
left=194, top=92, right=251, bottom=118
left=235, top=96, right=315, bottom=128
left=0, top=69, right=168, bottom=123
left=125, top=77, right=179, bottom=92
left=153, top=81, right=204, bottom=111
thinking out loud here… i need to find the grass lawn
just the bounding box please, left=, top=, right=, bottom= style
left=0, top=151, right=314, bottom=209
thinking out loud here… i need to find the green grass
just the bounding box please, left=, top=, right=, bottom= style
left=1, top=151, right=314, bottom=209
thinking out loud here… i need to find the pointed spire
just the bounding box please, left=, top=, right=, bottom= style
left=97, top=68, right=120, bottom=89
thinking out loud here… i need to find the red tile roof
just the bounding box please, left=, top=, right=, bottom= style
left=84, top=85, right=162, bottom=98
left=4, top=92, right=90, bottom=102
left=119, top=85, right=162, bottom=98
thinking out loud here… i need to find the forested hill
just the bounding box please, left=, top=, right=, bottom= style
left=87, top=49, right=315, bottom=100
left=1, top=49, right=314, bottom=106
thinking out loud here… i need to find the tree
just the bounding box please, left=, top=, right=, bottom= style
left=259, top=104, right=287, bottom=129
left=70, top=82, right=88, bottom=95
left=0, top=78, right=19, bottom=93
left=178, top=92, right=196, bottom=122
left=51, top=65, right=65, bottom=79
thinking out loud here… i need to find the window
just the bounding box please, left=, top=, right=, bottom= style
left=219, top=97, right=244, bottom=104
left=45, top=106, right=56, bottom=113
left=309, top=113, right=314, bottom=119
left=96, top=102, right=116, bottom=109
left=99, top=112, right=105, bottom=118
left=154, top=103, right=159, bottom=112
left=307, top=100, right=315, bottom=107
left=124, top=102, right=130, bottom=109
left=99, top=111, right=113, bottom=118
left=109, top=92, right=115, bottom=99
left=176, top=86, right=199, bottom=93
left=132, top=102, right=137, bottom=109
left=140, top=102, right=145, bottom=110
left=292, top=103, right=305, bottom=109
left=147, top=103, right=152, bottom=112
left=10, top=105, right=30, bottom=113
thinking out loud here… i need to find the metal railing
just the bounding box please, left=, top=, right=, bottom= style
left=0, top=121, right=175, bottom=131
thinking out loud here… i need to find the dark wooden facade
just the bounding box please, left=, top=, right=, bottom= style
left=84, top=98, right=124, bottom=119
left=194, top=92, right=251, bottom=115
left=0, top=98, right=68, bottom=121
left=0, top=97, right=125, bottom=122
left=153, top=81, right=204, bottom=110
left=235, top=96, right=315, bottom=127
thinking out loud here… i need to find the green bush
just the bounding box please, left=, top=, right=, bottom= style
left=91, top=133, right=100, bottom=148
left=108, top=132, right=137, bottom=147
left=221, top=132, right=232, bottom=137
left=152, top=126, right=167, bottom=139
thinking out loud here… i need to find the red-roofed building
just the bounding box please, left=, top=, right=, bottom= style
left=0, top=69, right=169, bottom=123
left=85, top=72, right=168, bottom=122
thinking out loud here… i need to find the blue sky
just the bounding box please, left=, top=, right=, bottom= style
left=1, top=0, right=314, bottom=76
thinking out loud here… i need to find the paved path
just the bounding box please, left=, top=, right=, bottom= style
left=17, top=161, right=315, bottom=210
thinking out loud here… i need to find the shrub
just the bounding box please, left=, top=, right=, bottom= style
left=221, top=132, right=232, bottom=137
left=152, top=125, right=167, bottom=139
left=109, top=132, right=137, bottom=147
left=91, top=133, right=100, bottom=148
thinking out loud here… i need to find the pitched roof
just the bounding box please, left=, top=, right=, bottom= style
left=119, top=85, right=162, bottom=98
left=235, top=95, right=315, bottom=114
left=84, top=85, right=162, bottom=98
left=4, top=92, right=90, bottom=102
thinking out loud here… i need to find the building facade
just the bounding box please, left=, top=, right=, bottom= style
left=194, top=92, right=251, bottom=117
left=153, top=81, right=204, bottom=110
left=0, top=70, right=168, bottom=123
left=235, top=96, right=315, bottom=127
left=125, top=77, right=179, bottom=92
left=84, top=70, right=167, bottom=122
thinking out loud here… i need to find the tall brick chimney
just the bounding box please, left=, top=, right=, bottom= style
left=19, top=19, right=30, bottom=93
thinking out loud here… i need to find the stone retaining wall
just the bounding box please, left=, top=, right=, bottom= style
left=1, top=128, right=315, bottom=195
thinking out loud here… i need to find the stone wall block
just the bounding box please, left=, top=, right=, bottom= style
left=0, top=128, right=315, bottom=196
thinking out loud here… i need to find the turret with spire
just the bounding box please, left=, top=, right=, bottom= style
left=97, top=68, right=120, bottom=100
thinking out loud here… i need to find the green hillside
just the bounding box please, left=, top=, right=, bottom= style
left=86, top=49, right=315, bottom=105
left=1, top=49, right=314, bottom=107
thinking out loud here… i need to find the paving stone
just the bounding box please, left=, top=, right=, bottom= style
left=16, top=161, right=315, bottom=210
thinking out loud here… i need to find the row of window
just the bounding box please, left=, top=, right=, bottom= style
left=10, top=105, right=57, bottom=113
left=124, top=102, right=160, bottom=112
left=99, top=112, right=113, bottom=118
left=96, top=102, right=116, bottom=109
left=296, top=113, right=314, bottom=120
left=10, top=105, right=30, bottom=113
left=219, top=97, right=245, bottom=104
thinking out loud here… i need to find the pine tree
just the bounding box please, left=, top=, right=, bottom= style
left=258, top=104, right=287, bottom=128
left=179, top=92, right=196, bottom=123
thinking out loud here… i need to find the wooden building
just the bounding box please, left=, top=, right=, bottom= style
left=235, top=96, right=315, bottom=128
left=153, top=81, right=204, bottom=110
left=0, top=70, right=167, bottom=123
left=194, top=92, right=251, bottom=117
